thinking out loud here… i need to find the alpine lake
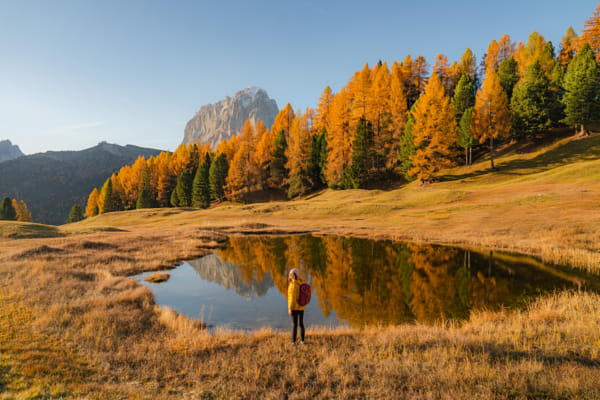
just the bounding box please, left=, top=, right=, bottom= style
left=135, top=234, right=600, bottom=331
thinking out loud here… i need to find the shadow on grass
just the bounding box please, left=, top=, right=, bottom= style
left=438, top=133, right=600, bottom=183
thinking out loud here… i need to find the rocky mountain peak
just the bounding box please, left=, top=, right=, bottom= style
left=0, top=139, right=24, bottom=163
left=183, top=87, right=279, bottom=150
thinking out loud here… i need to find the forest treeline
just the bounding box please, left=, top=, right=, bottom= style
left=85, top=4, right=600, bottom=216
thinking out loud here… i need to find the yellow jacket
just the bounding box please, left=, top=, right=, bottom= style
left=287, top=279, right=306, bottom=311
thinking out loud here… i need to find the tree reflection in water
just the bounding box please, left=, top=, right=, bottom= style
left=214, top=235, right=585, bottom=327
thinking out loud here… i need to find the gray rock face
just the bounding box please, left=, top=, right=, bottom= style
left=183, top=87, right=279, bottom=150
left=187, top=253, right=274, bottom=299
left=0, top=140, right=24, bottom=162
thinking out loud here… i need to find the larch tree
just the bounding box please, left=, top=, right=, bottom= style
left=388, top=62, right=409, bottom=171
left=515, top=31, right=555, bottom=78
left=559, top=26, right=579, bottom=68
left=254, top=122, right=275, bottom=190
left=238, top=119, right=259, bottom=191
left=409, top=73, right=458, bottom=183
left=579, top=2, right=600, bottom=63
left=561, top=43, right=600, bottom=135
left=156, top=152, right=176, bottom=207
left=369, top=62, right=391, bottom=173
left=458, top=48, right=479, bottom=84
left=471, top=69, right=512, bottom=169
left=325, top=87, right=353, bottom=187
left=433, top=54, right=455, bottom=95
left=85, top=188, right=100, bottom=217
left=271, top=103, right=296, bottom=142
left=227, top=142, right=251, bottom=201
left=12, top=199, right=32, bottom=222
left=497, top=34, right=516, bottom=61
left=286, top=109, right=314, bottom=198
left=314, top=86, right=334, bottom=135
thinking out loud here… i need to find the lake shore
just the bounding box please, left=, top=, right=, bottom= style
left=2, top=133, right=600, bottom=398
left=1, top=221, right=600, bottom=398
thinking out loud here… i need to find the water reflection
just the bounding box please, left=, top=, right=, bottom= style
left=212, top=235, right=590, bottom=327
left=139, top=235, right=596, bottom=329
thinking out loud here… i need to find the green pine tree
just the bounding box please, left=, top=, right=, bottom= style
left=270, top=130, right=288, bottom=189
left=174, top=169, right=193, bottom=207
left=0, top=197, right=17, bottom=220
left=350, top=116, right=374, bottom=188
left=511, top=61, right=553, bottom=139
left=170, top=189, right=179, bottom=207
left=561, top=43, right=600, bottom=135
left=136, top=187, right=153, bottom=209
left=497, top=57, right=519, bottom=102
left=99, top=178, right=116, bottom=214
left=209, top=153, right=229, bottom=201
left=398, top=101, right=418, bottom=180
left=457, top=107, right=474, bottom=166
left=451, top=74, right=476, bottom=122
left=193, top=153, right=211, bottom=208
left=307, top=130, right=328, bottom=189
left=66, top=204, right=84, bottom=223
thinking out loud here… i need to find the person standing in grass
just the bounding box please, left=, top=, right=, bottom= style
left=287, top=268, right=306, bottom=345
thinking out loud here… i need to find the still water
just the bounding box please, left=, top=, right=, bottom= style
left=135, top=235, right=597, bottom=330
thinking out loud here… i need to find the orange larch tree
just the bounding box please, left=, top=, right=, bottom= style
left=471, top=69, right=511, bottom=169
left=314, top=86, right=334, bottom=135
left=388, top=62, right=409, bottom=171
left=85, top=188, right=99, bottom=217
left=559, top=26, right=580, bottom=68
left=325, top=87, right=353, bottom=187
left=409, top=72, right=458, bottom=183
left=580, top=2, right=600, bottom=63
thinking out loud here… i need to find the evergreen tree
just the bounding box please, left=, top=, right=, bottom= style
left=174, top=169, right=193, bottom=207
left=350, top=116, right=374, bottom=188
left=398, top=101, right=417, bottom=180
left=136, top=187, right=153, bottom=209
left=170, top=189, right=179, bottom=207
left=192, top=153, right=211, bottom=208
left=66, top=204, right=84, bottom=223
left=270, top=130, right=288, bottom=189
left=457, top=107, right=474, bottom=166
left=549, top=63, right=566, bottom=126
left=511, top=61, right=553, bottom=139
left=497, top=57, right=519, bottom=102
left=307, top=130, right=327, bottom=189
left=209, top=153, right=229, bottom=201
left=452, top=74, right=476, bottom=122
left=0, top=197, right=17, bottom=220
left=561, top=43, right=600, bottom=135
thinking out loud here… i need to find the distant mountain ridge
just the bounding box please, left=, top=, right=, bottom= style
left=0, top=142, right=162, bottom=225
left=183, top=87, right=279, bottom=150
left=0, top=140, right=24, bottom=162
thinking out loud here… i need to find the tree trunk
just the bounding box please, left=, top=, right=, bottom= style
left=489, top=136, right=495, bottom=169
left=465, top=148, right=468, bottom=167
left=469, top=146, right=472, bottom=166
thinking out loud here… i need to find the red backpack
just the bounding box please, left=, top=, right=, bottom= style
left=298, top=283, right=312, bottom=306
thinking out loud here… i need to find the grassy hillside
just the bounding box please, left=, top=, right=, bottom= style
left=1, top=132, right=600, bottom=398
left=52, top=131, right=600, bottom=272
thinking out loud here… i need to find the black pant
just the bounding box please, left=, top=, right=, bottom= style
left=291, top=310, right=305, bottom=342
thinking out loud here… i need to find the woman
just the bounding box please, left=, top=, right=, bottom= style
left=287, top=268, right=306, bottom=345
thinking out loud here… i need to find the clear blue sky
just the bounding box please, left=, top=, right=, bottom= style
left=1, top=0, right=597, bottom=154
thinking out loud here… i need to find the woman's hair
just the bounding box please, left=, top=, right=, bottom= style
left=288, top=268, right=299, bottom=281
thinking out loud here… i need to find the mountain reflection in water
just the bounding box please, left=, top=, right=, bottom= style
left=169, top=235, right=592, bottom=328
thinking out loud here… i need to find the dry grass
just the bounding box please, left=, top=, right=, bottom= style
left=0, top=225, right=599, bottom=399
left=1, top=132, right=600, bottom=398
